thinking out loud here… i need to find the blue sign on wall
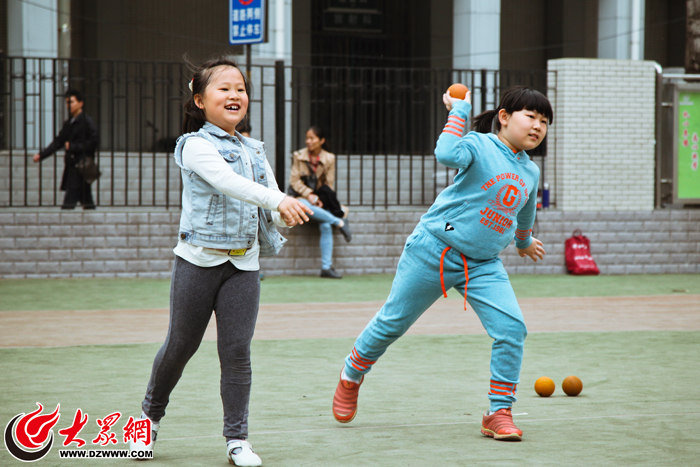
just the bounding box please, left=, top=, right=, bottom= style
left=229, top=0, right=266, bottom=45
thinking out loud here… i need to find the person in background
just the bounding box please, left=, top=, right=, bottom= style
left=33, top=89, right=98, bottom=209
left=237, top=117, right=251, bottom=137
left=289, top=126, right=351, bottom=279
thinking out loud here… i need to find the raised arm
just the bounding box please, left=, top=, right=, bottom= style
left=434, top=98, right=481, bottom=169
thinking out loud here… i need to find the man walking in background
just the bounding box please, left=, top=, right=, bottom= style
left=33, top=89, right=98, bottom=209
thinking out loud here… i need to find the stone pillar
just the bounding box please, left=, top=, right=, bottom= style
left=246, top=0, right=293, bottom=174
left=7, top=0, right=59, bottom=150
left=453, top=0, right=501, bottom=115
left=8, top=0, right=57, bottom=57
left=57, top=0, right=71, bottom=59
left=598, top=0, right=645, bottom=60
left=453, top=0, right=500, bottom=70
left=255, top=0, right=291, bottom=63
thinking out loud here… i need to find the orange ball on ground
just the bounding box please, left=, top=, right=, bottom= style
left=534, top=376, right=555, bottom=397
left=562, top=376, right=583, bottom=396
left=447, top=83, right=469, bottom=100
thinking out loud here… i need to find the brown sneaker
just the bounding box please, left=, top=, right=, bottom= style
left=481, top=408, right=523, bottom=441
left=332, top=372, right=364, bottom=423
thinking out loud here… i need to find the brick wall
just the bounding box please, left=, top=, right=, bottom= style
left=1, top=208, right=698, bottom=279
left=547, top=59, right=657, bottom=211
left=0, top=210, right=179, bottom=279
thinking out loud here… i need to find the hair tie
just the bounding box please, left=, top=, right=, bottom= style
left=188, top=79, right=193, bottom=92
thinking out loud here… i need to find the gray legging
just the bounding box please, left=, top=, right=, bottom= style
left=141, top=256, right=260, bottom=440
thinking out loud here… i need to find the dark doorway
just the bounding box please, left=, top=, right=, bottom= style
left=310, top=0, right=432, bottom=68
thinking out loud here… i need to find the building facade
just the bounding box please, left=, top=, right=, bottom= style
left=0, top=0, right=688, bottom=69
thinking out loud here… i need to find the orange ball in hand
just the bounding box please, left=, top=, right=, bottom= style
left=534, top=376, right=555, bottom=397
left=447, top=83, right=469, bottom=100
left=562, top=376, right=583, bottom=396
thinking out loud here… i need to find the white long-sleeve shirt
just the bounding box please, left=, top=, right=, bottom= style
left=173, top=136, right=287, bottom=270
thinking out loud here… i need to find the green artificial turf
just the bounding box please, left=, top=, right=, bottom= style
left=1, top=331, right=698, bottom=466
left=1, top=274, right=699, bottom=312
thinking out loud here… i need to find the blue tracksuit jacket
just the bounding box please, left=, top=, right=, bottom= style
left=420, top=100, right=539, bottom=259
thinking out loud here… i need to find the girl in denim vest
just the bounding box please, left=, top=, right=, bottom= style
left=332, top=86, right=553, bottom=443
left=130, top=57, right=312, bottom=466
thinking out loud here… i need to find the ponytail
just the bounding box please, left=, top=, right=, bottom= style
left=471, top=109, right=499, bottom=133
left=470, top=86, right=553, bottom=134
left=183, top=98, right=207, bottom=134
left=182, top=56, right=251, bottom=134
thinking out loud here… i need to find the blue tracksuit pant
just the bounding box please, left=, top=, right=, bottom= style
left=344, top=225, right=527, bottom=411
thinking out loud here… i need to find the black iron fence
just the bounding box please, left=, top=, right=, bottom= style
left=0, top=56, right=188, bottom=207
left=0, top=55, right=551, bottom=208
left=289, top=65, right=550, bottom=206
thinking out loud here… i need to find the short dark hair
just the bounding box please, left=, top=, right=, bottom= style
left=472, top=85, right=553, bottom=133
left=64, top=89, right=84, bottom=102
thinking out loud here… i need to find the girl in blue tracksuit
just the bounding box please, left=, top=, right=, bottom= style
left=332, top=85, right=553, bottom=442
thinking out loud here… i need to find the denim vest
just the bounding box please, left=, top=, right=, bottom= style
left=173, top=122, right=286, bottom=257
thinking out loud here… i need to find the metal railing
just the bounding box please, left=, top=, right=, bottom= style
left=0, top=55, right=551, bottom=208
left=0, top=56, right=188, bottom=208
left=288, top=65, right=550, bottom=207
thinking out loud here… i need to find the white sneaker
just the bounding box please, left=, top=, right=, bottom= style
left=129, top=413, right=159, bottom=460
left=227, top=440, right=262, bottom=466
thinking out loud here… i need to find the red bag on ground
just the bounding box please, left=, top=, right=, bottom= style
left=565, top=229, right=600, bottom=275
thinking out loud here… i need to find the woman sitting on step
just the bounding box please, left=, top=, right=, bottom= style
left=289, top=126, right=352, bottom=279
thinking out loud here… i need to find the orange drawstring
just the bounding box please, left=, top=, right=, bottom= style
left=439, top=246, right=469, bottom=310
left=439, top=247, right=450, bottom=297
